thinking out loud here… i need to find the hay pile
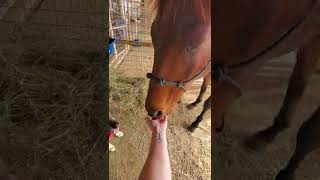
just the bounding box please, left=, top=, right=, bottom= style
left=109, top=68, right=146, bottom=114
left=108, top=68, right=150, bottom=180
left=0, top=47, right=108, bottom=180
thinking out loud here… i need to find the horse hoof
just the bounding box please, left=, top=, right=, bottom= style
left=187, top=125, right=197, bottom=132
left=275, top=169, right=292, bottom=180
left=244, top=136, right=265, bottom=151
left=215, top=117, right=225, bottom=133
left=244, top=132, right=274, bottom=151
left=244, top=124, right=283, bottom=151
left=186, top=104, right=196, bottom=110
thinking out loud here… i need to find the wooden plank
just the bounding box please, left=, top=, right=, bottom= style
left=116, top=39, right=153, bottom=47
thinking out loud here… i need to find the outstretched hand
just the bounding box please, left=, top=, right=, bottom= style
left=139, top=115, right=172, bottom=180
left=145, top=115, right=168, bottom=132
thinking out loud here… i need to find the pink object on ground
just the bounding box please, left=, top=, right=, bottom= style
left=107, top=127, right=120, bottom=140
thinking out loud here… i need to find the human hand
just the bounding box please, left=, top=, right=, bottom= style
left=145, top=115, right=168, bottom=133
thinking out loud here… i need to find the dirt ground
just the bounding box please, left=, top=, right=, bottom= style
left=214, top=52, right=320, bottom=180
left=109, top=75, right=211, bottom=180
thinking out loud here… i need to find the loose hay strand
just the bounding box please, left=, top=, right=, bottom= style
left=1, top=47, right=108, bottom=179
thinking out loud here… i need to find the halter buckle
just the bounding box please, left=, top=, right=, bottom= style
left=212, top=63, right=226, bottom=82
left=176, top=81, right=183, bottom=88
left=159, top=79, right=164, bottom=86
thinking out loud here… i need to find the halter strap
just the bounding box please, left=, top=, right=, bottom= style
left=147, top=73, right=185, bottom=88
left=147, top=60, right=211, bottom=90
left=212, top=63, right=242, bottom=92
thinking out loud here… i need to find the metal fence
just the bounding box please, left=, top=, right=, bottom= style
left=109, top=0, right=154, bottom=78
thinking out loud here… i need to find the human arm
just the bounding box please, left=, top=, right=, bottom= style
left=138, top=116, right=172, bottom=180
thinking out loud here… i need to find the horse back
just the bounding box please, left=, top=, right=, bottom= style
left=213, top=0, right=320, bottom=63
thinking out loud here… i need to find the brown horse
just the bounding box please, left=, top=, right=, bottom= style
left=146, top=0, right=320, bottom=179
left=213, top=0, right=320, bottom=179
left=145, top=0, right=212, bottom=131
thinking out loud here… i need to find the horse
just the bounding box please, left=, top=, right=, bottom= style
left=213, top=0, right=320, bottom=179
left=144, top=0, right=212, bottom=132
left=145, top=0, right=320, bottom=178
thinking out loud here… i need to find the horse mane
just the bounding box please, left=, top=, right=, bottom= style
left=151, top=0, right=210, bottom=24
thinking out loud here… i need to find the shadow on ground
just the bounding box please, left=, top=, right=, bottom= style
left=214, top=53, right=320, bottom=180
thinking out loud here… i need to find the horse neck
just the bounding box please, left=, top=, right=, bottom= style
left=155, top=0, right=211, bottom=25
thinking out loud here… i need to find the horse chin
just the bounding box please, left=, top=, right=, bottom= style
left=152, top=116, right=162, bottom=120
left=153, top=114, right=166, bottom=120
left=147, top=114, right=168, bottom=121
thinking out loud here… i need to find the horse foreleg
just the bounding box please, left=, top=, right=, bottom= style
left=212, top=80, right=242, bottom=133
left=188, top=80, right=241, bottom=133
left=275, top=106, right=320, bottom=180
left=187, top=73, right=211, bottom=110
left=188, top=96, right=211, bottom=132
left=246, top=36, right=320, bottom=150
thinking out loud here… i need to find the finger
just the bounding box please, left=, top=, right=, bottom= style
left=159, top=115, right=168, bottom=122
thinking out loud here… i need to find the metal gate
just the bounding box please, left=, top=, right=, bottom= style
left=109, top=0, right=154, bottom=78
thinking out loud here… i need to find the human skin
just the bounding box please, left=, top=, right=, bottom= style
left=138, top=115, right=172, bottom=180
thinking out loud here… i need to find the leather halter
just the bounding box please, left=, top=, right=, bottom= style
left=147, top=60, right=211, bottom=90
left=212, top=63, right=242, bottom=90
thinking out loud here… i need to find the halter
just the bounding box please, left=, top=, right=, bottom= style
left=146, top=60, right=211, bottom=90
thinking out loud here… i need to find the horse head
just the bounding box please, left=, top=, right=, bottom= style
left=145, top=0, right=211, bottom=119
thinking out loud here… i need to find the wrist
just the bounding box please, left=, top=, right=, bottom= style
left=152, top=128, right=166, bottom=139
left=152, top=127, right=166, bottom=134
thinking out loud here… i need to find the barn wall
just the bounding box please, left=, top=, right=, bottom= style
left=0, top=0, right=107, bottom=54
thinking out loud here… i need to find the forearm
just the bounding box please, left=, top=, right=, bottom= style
left=138, top=129, right=171, bottom=180
left=149, top=129, right=170, bottom=166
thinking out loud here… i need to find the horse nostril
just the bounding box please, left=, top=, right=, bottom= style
left=148, top=111, right=158, bottom=118
left=148, top=111, right=162, bottom=118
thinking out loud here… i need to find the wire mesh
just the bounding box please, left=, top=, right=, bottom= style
left=109, top=0, right=154, bottom=78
